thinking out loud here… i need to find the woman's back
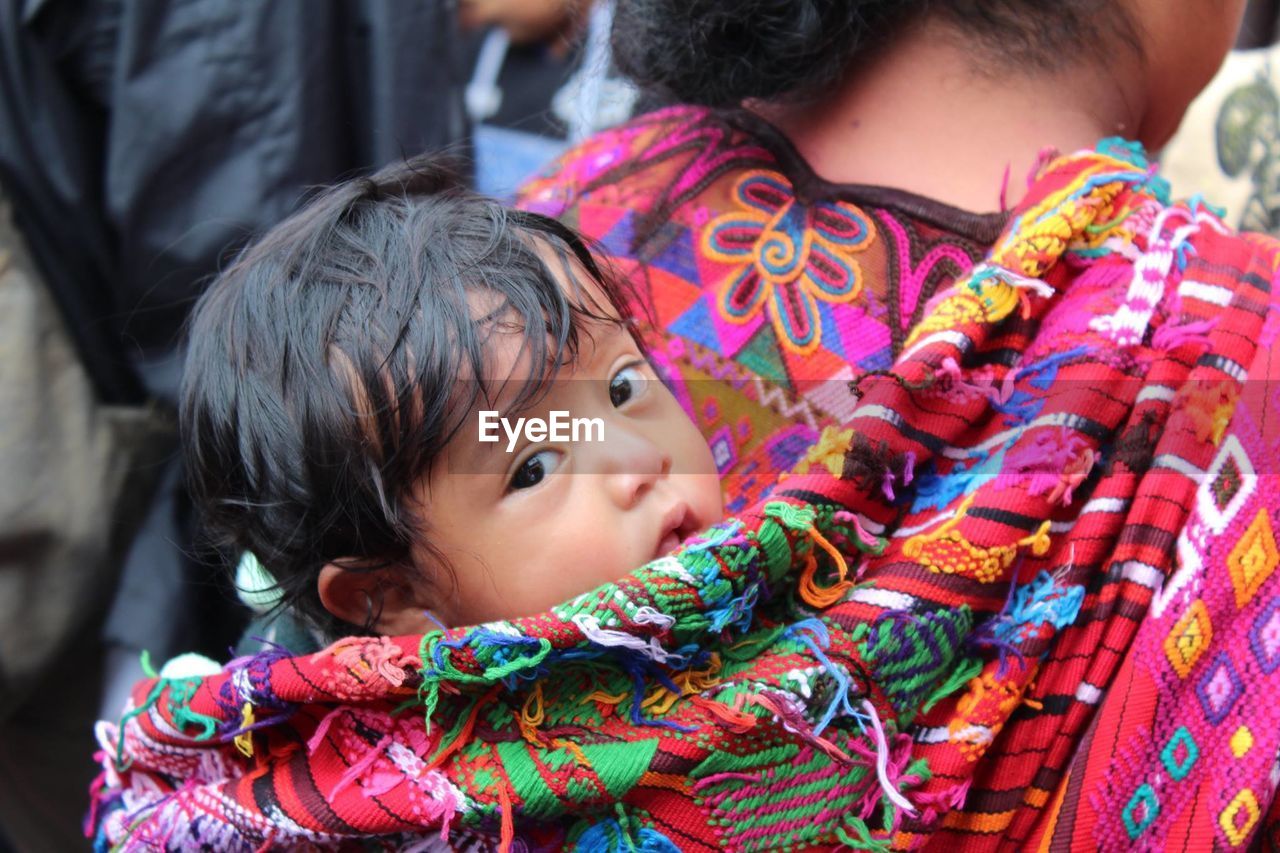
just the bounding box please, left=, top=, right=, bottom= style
left=91, top=118, right=1280, bottom=853
left=520, top=106, right=1007, bottom=512
left=89, top=2, right=1280, bottom=849
left=518, top=98, right=1280, bottom=847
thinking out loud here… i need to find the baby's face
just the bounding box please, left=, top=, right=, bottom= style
left=411, top=310, right=723, bottom=628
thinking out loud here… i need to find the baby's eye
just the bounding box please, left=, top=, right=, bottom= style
left=510, top=449, right=562, bottom=490
left=609, top=362, right=649, bottom=408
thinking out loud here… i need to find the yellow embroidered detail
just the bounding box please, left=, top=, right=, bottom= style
left=905, top=290, right=988, bottom=347
left=786, top=426, right=853, bottom=479
left=1231, top=726, right=1254, bottom=759
left=992, top=161, right=1130, bottom=274
left=521, top=682, right=592, bottom=768
left=906, top=156, right=1134, bottom=350
left=962, top=269, right=1045, bottom=326
left=583, top=655, right=723, bottom=718
left=1163, top=599, right=1213, bottom=678
left=1177, top=381, right=1239, bottom=447
left=233, top=702, right=255, bottom=758
left=903, top=495, right=1052, bottom=583
left=1219, top=789, right=1260, bottom=846
left=1227, top=509, right=1279, bottom=609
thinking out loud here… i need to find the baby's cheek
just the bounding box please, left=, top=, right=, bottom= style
left=700, top=471, right=726, bottom=522
left=570, top=526, right=639, bottom=589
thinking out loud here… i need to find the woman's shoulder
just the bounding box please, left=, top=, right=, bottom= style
left=515, top=105, right=779, bottom=217
left=516, top=105, right=1007, bottom=250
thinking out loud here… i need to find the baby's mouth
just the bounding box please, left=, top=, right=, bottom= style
left=655, top=503, right=694, bottom=559
left=656, top=529, right=682, bottom=558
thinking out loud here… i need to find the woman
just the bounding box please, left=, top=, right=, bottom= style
left=514, top=0, right=1280, bottom=848
left=94, top=1, right=1279, bottom=850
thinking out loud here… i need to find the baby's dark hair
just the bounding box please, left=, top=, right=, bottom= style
left=182, top=157, right=633, bottom=636
left=613, top=0, right=1139, bottom=108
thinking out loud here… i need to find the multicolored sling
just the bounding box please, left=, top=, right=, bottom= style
left=91, top=140, right=1280, bottom=851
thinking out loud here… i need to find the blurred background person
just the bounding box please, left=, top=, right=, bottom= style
left=0, top=2, right=468, bottom=849
left=461, top=0, right=639, bottom=197
left=1162, top=0, right=1280, bottom=233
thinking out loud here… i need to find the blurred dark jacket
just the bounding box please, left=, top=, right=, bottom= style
left=0, top=4, right=468, bottom=848
left=0, top=0, right=470, bottom=400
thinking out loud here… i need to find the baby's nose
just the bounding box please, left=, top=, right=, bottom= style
left=603, top=429, right=672, bottom=508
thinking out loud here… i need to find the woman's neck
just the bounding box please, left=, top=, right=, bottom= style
left=754, top=19, right=1146, bottom=213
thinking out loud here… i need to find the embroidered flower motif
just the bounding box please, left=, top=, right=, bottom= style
left=703, top=170, right=873, bottom=354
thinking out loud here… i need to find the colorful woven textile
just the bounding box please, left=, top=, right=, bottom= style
left=519, top=110, right=1280, bottom=850
left=93, top=126, right=1280, bottom=851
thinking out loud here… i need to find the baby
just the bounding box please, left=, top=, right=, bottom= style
left=182, top=158, right=723, bottom=638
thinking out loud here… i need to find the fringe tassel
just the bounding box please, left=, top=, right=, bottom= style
left=691, top=695, right=758, bottom=733
left=113, top=679, right=167, bottom=771
left=834, top=820, right=892, bottom=852
left=922, top=657, right=985, bottom=715
left=911, top=778, right=972, bottom=825
left=426, top=685, right=501, bottom=770
left=572, top=613, right=684, bottom=664
left=860, top=699, right=916, bottom=815
left=798, top=516, right=855, bottom=608
left=328, top=732, right=392, bottom=798
left=1152, top=316, right=1217, bottom=351
left=832, top=510, right=888, bottom=554
left=306, top=708, right=342, bottom=753
left=743, top=692, right=851, bottom=763
left=495, top=769, right=515, bottom=853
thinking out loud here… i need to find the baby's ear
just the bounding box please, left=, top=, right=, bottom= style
left=317, top=562, right=436, bottom=635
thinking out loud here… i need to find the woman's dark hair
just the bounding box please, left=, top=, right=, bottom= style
left=612, top=0, right=1139, bottom=108
left=182, top=157, right=631, bottom=637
